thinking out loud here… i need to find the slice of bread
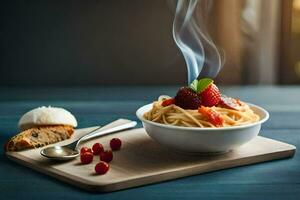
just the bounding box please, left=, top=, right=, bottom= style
left=5, top=125, right=74, bottom=151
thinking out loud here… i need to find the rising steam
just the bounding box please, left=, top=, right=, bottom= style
left=172, top=0, right=223, bottom=84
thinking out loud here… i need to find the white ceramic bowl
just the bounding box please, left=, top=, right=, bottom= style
left=136, top=103, right=269, bottom=154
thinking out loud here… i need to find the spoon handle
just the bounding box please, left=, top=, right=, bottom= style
left=75, top=121, right=137, bottom=150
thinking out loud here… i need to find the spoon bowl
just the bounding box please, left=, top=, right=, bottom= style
left=41, top=146, right=79, bottom=161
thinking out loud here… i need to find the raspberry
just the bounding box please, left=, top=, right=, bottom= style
left=95, top=161, right=109, bottom=175
left=199, top=84, right=221, bottom=107
left=110, top=138, right=122, bottom=151
left=80, top=147, right=92, bottom=155
left=175, top=87, right=201, bottom=109
left=80, top=152, right=93, bottom=164
left=100, top=150, right=113, bottom=163
left=92, top=143, right=104, bottom=155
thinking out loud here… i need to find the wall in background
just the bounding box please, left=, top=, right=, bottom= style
left=1, top=0, right=286, bottom=86
left=0, top=0, right=187, bottom=86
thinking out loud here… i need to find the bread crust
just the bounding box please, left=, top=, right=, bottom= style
left=5, top=125, right=74, bottom=151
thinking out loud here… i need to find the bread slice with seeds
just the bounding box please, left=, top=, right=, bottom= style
left=5, top=125, right=74, bottom=151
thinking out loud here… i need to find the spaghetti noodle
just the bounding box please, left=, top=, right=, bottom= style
left=144, top=100, right=260, bottom=128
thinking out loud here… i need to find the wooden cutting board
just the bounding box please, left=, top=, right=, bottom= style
left=6, top=119, right=296, bottom=192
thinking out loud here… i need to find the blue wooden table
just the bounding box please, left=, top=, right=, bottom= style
left=1, top=86, right=300, bottom=200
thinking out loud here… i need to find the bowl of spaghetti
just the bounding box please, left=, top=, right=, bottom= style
left=136, top=79, right=269, bottom=153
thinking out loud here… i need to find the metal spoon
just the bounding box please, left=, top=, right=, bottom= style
left=40, top=120, right=137, bottom=161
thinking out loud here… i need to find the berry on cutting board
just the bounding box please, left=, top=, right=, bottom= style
left=100, top=150, right=113, bottom=163
left=92, top=143, right=104, bottom=155
left=80, top=147, right=93, bottom=155
left=95, top=161, right=110, bottom=175
left=110, top=138, right=122, bottom=151
left=80, top=152, right=93, bottom=164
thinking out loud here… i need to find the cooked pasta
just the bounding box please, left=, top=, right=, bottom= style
left=144, top=100, right=260, bottom=128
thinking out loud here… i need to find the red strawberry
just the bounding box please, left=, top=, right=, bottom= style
left=175, top=87, right=201, bottom=109
left=199, top=84, right=220, bottom=107
left=198, top=106, right=223, bottom=127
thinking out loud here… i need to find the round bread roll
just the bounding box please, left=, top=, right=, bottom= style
left=18, top=106, right=78, bottom=131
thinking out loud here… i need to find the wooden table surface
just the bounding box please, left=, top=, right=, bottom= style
left=1, top=86, right=300, bottom=200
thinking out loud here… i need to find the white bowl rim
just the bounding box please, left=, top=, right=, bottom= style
left=136, top=102, right=269, bottom=131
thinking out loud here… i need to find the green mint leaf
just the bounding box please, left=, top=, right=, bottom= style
left=197, top=78, right=213, bottom=93
left=189, top=79, right=198, bottom=92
